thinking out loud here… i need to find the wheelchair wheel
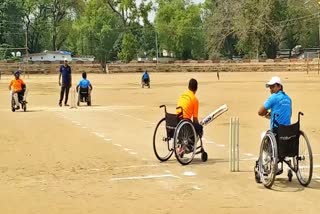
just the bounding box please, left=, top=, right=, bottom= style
left=258, top=131, right=278, bottom=188
left=201, top=151, right=208, bottom=162
left=295, top=131, right=313, bottom=186
left=173, top=120, right=197, bottom=165
left=153, top=118, right=174, bottom=161
left=11, top=98, right=15, bottom=112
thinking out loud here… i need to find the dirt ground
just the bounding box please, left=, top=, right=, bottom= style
left=0, top=72, right=320, bottom=214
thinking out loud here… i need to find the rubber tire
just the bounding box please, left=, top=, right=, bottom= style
left=288, top=169, right=293, bottom=182
left=201, top=151, right=208, bottom=162
left=296, top=131, right=313, bottom=187
left=153, top=118, right=173, bottom=162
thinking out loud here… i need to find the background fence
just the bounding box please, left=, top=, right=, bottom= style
left=0, top=58, right=320, bottom=75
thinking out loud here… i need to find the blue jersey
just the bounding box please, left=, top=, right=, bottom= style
left=264, top=91, right=292, bottom=130
left=78, top=79, right=91, bottom=88
left=142, top=72, right=149, bottom=80
left=60, top=65, right=71, bottom=84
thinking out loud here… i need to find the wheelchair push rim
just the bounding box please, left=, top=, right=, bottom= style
left=153, top=118, right=174, bottom=161
left=173, top=120, right=197, bottom=165
left=295, top=131, right=313, bottom=186
left=259, top=131, right=278, bottom=188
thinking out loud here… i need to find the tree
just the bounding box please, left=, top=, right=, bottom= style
left=203, top=0, right=239, bottom=59
left=118, top=32, right=138, bottom=62
left=47, top=0, right=84, bottom=51
left=68, top=0, right=122, bottom=65
left=155, top=0, right=206, bottom=59
left=0, top=0, right=25, bottom=58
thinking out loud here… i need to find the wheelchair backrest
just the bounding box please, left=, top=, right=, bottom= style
left=276, top=122, right=300, bottom=157
left=165, top=113, right=181, bottom=138
left=80, top=87, right=89, bottom=94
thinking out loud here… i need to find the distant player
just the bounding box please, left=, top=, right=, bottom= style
left=58, top=59, right=72, bottom=107
left=141, top=70, right=150, bottom=88
left=76, top=72, right=93, bottom=93
left=9, top=70, right=26, bottom=110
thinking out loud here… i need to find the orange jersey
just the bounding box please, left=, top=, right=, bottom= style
left=9, top=79, right=25, bottom=92
left=177, top=90, right=199, bottom=119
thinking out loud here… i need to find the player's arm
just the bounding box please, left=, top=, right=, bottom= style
left=58, top=68, right=62, bottom=86
left=69, top=67, right=72, bottom=87
left=89, top=83, right=93, bottom=91
left=259, top=96, right=274, bottom=118
left=21, top=80, right=26, bottom=91
left=193, top=99, right=200, bottom=124
left=258, top=106, right=268, bottom=116
left=8, top=81, right=12, bottom=90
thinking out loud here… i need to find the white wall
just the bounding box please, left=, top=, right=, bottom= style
left=24, top=54, right=72, bottom=62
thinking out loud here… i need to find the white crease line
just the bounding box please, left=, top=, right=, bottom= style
left=240, top=157, right=258, bottom=161
left=183, top=171, right=197, bottom=176
left=104, top=138, right=112, bottom=141
left=244, top=153, right=255, bottom=157
left=110, top=174, right=180, bottom=181
left=192, top=185, right=201, bottom=190
left=206, top=141, right=215, bottom=144
left=109, top=110, right=154, bottom=125
left=141, top=158, right=148, bottom=161
left=82, top=126, right=87, bottom=129
left=114, top=164, right=159, bottom=169
left=93, top=132, right=105, bottom=138
left=216, top=144, right=225, bottom=147
left=123, top=148, right=131, bottom=151
left=114, top=144, right=122, bottom=147
left=129, top=152, right=137, bottom=155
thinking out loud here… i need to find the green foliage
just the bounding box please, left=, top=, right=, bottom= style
left=2, top=0, right=320, bottom=62
left=155, top=0, right=206, bottom=59
left=118, top=32, right=138, bottom=62
left=204, top=0, right=320, bottom=59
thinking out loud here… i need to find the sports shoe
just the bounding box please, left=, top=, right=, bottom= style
left=59, top=102, right=62, bottom=107
left=15, top=106, right=20, bottom=110
left=64, top=103, right=69, bottom=106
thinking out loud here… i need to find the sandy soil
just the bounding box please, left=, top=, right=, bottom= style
left=0, top=72, right=320, bottom=214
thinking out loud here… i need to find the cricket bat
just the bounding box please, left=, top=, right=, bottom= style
left=200, top=104, right=228, bottom=126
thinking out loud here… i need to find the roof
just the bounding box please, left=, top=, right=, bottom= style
left=25, top=51, right=72, bottom=57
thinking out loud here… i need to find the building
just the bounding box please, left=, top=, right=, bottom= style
left=23, top=50, right=94, bottom=62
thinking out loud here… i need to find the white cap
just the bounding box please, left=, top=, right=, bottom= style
left=266, top=76, right=282, bottom=88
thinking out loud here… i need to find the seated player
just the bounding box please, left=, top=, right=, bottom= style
left=9, top=70, right=26, bottom=110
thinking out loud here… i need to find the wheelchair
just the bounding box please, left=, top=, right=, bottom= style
left=77, top=87, right=91, bottom=106
left=153, top=105, right=208, bottom=165
left=255, top=112, right=313, bottom=188
left=11, top=90, right=27, bottom=112
left=141, top=78, right=150, bottom=88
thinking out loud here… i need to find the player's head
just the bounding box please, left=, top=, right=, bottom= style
left=14, top=70, right=21, bottom=79
left=265, top=76, right=283, bottom=94
left=64, top=59, right=68, bottom=65
left=188, top=78, right=198, bottom=92
left=82, top=71, right=87, bottom=79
